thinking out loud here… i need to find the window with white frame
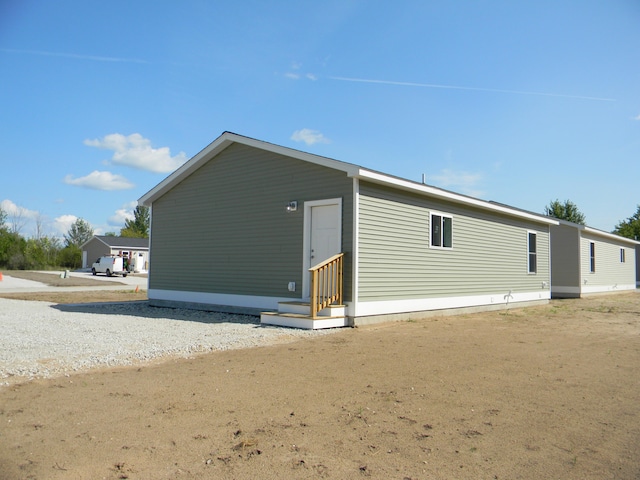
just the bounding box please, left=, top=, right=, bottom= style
left=430, top=213, right=452, bottom=248
left=527, top=232, right=537, bottom=274
left=620, top=248, right=626, bottom=263
left=589, top=242, right=596, bottom=273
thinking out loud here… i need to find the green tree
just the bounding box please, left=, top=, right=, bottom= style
left=120, top=206, right=149, bottom=238
left=613, top=205, right=640, bottom=240
left=64, top=218, right=94, bottom=248
left=25, top=236, right=62, bottom=269
left=61, top=218, right=93, bottom=268
left=544, top=199, right=586, bottom=225
left=59, top=245, right=82, bottom=269
left=0, top=205, right=7, bottom=232
left=0, top=209, right=63, bottom=269
left=0, top=230, right=27, bottom=269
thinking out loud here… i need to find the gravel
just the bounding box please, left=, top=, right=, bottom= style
left=0, top=298, right=335, bottom=386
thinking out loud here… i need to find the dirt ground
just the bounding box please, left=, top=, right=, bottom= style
left=0, top=270, right=147, bottom=304
left=1, top=290, right=639, bottom=480
left=1, top=270, right=130, bottom=288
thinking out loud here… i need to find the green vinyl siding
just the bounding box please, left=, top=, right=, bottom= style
left=550, top=224, right=581, bottom=288
left=580, top=233, right=635, bottom=287
left=150, top=143, right=353, bottom=299
left=357, top=182, right=550, bottom=301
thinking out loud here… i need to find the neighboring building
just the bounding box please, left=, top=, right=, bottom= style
left=81, top=235, right=150, bottom=273
left=139, top=132, right=558, bottom=328
left=636, top=245, right=640, bottom=288
left=550, top=220, right=638, bottom=298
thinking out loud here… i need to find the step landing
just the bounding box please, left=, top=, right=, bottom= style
left=260, top=302, right=348, bottom=330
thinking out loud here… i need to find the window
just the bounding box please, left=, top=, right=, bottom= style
left=528, top=232, right=537, bottom=274
left=589, top=242, right=596, bottom=273
left=431, top=213, right=452, bottom=248
left=621, top=248, right=626, bottom=263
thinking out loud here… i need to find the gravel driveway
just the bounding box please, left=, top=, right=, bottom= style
left=0, top=298, right=333, bottom=386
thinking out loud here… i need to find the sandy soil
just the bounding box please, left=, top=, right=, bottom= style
left=1, top=270, right=130, bottom=287
left=1, top=292, right=639, bottom=479
left=0, top=270, right=146, bottom=304
left=0, top=289, right=147, bottom=304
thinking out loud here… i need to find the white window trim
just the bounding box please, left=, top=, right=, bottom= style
left=429, top=210, right=453, bottom=249
left=527, top=230, right=537, bottom=275
left=589, top=241, right=596, bottom=273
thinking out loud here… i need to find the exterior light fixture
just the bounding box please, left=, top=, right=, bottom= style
left=286, top=201, right=298, bottom=212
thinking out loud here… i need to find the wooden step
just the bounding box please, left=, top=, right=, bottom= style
left=276, top=301, right=346, bottom=317
left=260, top=311, right=348, bottom=330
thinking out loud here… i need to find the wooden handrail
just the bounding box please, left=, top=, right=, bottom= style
left=309, top=253, right=344, bottom=318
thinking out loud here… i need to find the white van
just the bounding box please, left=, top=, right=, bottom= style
left=91, top=256, right=129, bottom=277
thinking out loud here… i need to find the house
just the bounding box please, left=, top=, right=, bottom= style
left=637, top=244, right=640, bottom=287
left=139, top=132, right=558, bottom=328
left=81, top=235, right=150, bottom=273
left=550, top=220, right=638, bottom=298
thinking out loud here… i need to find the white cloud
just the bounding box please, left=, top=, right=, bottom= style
left=1, top=199, right=38, bottom=219
left=283, top=62, right=317, bottom=81
left=0, top=199, right=39, bottom=233
left=1, top=48, right=148, bottom=64
left=84, top=133, right=188, bottom=173
left=291, top=129, right=330, bottom=146
left=634, top=114, right=640, bottom=121
left=53, top=214, right=78, bottom=235
left=63, top=170, right=135, bottom=190
left=108, top=201, right=137, bottom=226
left=427, top=169, right=485, bottom=198
left=328, top=76, right=615, bottom=102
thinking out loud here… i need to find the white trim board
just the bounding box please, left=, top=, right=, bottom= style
left=580, top=284, right=636, bottom=294
left=352, top=178, right=360, bottom=307
left=148, top=289, right=293, bottom=311
left=350, top=291, right=551, bottom=318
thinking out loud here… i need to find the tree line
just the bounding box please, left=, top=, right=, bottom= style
left=545, top=199, right=640, bottom=240
left=1, top=200, right=638, bottom=271
left=0, top=206, right=149, bottom=270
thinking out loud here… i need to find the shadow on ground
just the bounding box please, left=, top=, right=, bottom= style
left=51, top=301, right=263, bottom=325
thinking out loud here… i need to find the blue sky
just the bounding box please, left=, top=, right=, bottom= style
left=1, top=0, right=639, bottom=239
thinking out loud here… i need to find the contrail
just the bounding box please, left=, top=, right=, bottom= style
left=328, top=75, right=616, bottom=102
left=0, top=48, right=149, bottom=64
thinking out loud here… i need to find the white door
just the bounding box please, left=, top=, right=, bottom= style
left=303, top=199, right=342, bottom=298
left=310, top=204, right=341, bottom=267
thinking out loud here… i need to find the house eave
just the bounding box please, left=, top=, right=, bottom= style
left=138, top=130, right=558, bottom=226
left=81, top=235, right=150, bottom=250
left=555, top=219, right=640, bottom=245
left=80, top=236, right=105, bottom=250
left=352, top=169, right=559, bottom=226
left=139, top=131, right=359, bottom=206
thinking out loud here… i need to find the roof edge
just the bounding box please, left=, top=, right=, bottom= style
left=555, top=219, right=640, bottom=245
left=139, top=132, right=359, bottom=206
left=354, top=169, right=559, bottom=225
